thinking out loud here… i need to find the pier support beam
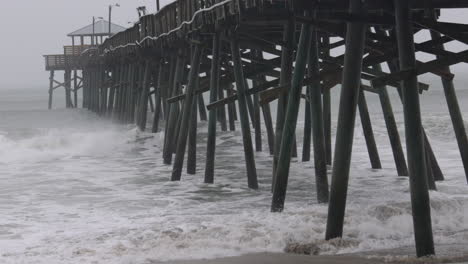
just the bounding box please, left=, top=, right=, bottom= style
left=271, top=16, right=313, bottom=212
left=152, top=61, right=164, bottom=133
left=171, top=44, right=203, bottom=181
left=48, top=71, right=54, bottom=110
left=231, top=34, right=259, bottom=189
left=205, top=32, right=221, bottom=184
left=373, top=64, right=408, bottom=176
left=138, top=60, right=152, bottom=131
left=273, top=18, right=295, bottom=189
left=394, top=0, right=435, bottom=257
left=429, top=19, right=468, bottom=183
left=164, top=51, right=185, bottom=165
left=326, top=0, right=366, bottom=240
left=358, top=89, right=382, bottom=169
left=323, top=36, right=333, bottom=165
left=309, top=28, right=330, bottom=203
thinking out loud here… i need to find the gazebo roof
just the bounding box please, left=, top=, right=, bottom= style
left=67, top=20, right=126, bottom=37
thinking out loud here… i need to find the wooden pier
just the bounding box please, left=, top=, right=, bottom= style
left=44, top=0, right=468, bottom=258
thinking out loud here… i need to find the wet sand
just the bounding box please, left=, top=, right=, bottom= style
left=155, top=253, right=378, bottom=264
left=156, top=253, right=468, bottom=264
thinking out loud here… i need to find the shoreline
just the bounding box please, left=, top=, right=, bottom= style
left=155, top=253, right=468, bottom=264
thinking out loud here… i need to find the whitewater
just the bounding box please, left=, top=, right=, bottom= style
left=0, top=82, right=467, bottom=263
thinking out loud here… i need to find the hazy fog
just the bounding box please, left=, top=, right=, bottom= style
left=0, top=0, right=172, bottom=90
left=0, top=2, right=466, bottom=90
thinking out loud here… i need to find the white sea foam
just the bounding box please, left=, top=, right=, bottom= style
left=0, top=89, right=467, bottom=263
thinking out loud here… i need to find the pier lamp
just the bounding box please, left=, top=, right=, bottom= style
left=109, top=3, right=120, bottom=36
left=92, top=16, right=104, bottom=46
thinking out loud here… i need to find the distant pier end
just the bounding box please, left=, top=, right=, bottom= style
left=44, top=20, right=125, bottom=109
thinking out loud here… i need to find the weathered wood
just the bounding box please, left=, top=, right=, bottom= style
left=152, top=62, right=164, bottom=133
left=48, top=71, right=55, bottom=110
left=172, top=45, right=203, bottom=181
left=187, top=91, right=198, bottom=175
left=429, top=18, right=468, bottom=183
left=322, top=37, right=333, bottom=165
left=326, top=0, right=367, bottom=240
left=205, top=32, right=221, bottom=184
left=308, top=28, right=330, bottom=203
left=138, top=60, right=152, bottom=131
left=227, top=86, right=236, bottom=131
left=197, top=94, right=207, bottom=121
left=272, top=17, right=312, bottom=212
left=272, top=18, right=295, bottom=190
left=394, top=0, right=434, bottom=257
left=373, top=63, right=408, bottom=176
left=358, top=89, right=382, bottom=169
left=164, top=51, right=185, bottom=165
left=231, top=34, right=258, bottom=189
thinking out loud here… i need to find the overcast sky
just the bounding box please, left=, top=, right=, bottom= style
left=0, top=0, right=172, bottom=90
left=0, top=2, right=466, bottom=90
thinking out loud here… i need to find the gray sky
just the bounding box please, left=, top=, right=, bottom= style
left=0, top=0, right=172, bottom=90
left=0, top=3, right=466, bottom=90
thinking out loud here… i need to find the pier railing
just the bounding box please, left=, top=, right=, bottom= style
left=94, top=0, right=289, bottom=57
left=44, top=54, right=82, bottom=71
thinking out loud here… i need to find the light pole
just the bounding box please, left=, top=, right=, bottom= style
left=92, top=16, right=104, bottom=46
left=109, top=3, right=120, bottom=36
left=156, top=0, right=160, bottom=11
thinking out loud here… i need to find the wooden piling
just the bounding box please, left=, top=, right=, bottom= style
left=48, top=71, right=54, bottom=110
left=138, top=60, right=152, bottom=131
left=152, top=61, right=164, bottom=133
left=430, top=25, right=468, bottom=183
left=272, top=18, right=295, bottom=188
left=302, top=86, right=312, bottom=162
left=73, top=70, right=78, bottom=108
left=322, top=36, right=333, bottom=166
left=373, top=63, right=408, bottom=176
left=358, top=89, right=382, bottom=169
left=205, top=32, right=221, bottom=184
left=309, top=28, right=329, bottom=203
left=227, top=86, right=236, bottom=131
left=164, top=51, right=185, bottom=165
left=394, top=0, right=435, bottom=257
left=271, top=17, right=312, bottom=212
left=230, top=34, right=258, bottom=189
left=326, top=0, right=366, bottom=240
left=171, top=44, right=203, bottom=181
left=187, top=93, right=198, bottom=175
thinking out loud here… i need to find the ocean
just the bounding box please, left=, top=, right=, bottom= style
left=0, top=80, right=467, bottom=263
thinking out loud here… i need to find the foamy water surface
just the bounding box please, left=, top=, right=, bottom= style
left=0, top=87, right=467, bottom=263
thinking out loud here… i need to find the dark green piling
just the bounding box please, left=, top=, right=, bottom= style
left=48, top=71, right=54, bottom=110
left=373, top=63, right=408, bottom=176
left=187, top=93, right=198, bottom=175
left=358, top=89, right=382, bottom=169
left=326, top=0, right=366, bottom=240
left=164, top=51, right=185, bottom=165
left=205, top=32, right=221, bottom=184
left=273, top=18, right=295, bottom=189
left=394, top=0, right=435, bottom=257
left=137, top=60, right=152, bottom=131
left=231, top=34, right=258, bottom=189
left=152, top=62, right=164, bottom=133
left=271, top=17, right=312, bottom=212
left=171, top=44, right=203, bottom=181
left=430, top=26, right=468, bottom=183
left=322, top=36, right=333, bottom=166
left=309, top=28, right=330, bottom=203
